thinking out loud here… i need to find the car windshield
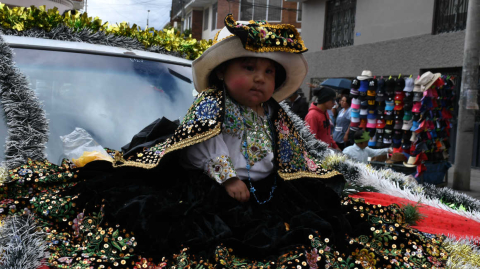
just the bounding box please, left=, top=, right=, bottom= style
left=0, top=48, right=194, bottom=164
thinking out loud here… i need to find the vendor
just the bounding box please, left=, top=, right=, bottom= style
left=333, top=95, right=352, bottom=150
left=305, top=86, right=339, bottom=149
left=343, top=130, right=391, bottom=163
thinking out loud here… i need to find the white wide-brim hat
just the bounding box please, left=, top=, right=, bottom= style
left=417, top=71, right=441, bottom=90
left=403, top=156, right=417, bottom=168
left=357, top=70, right=373, bottom=80
left=192, top=15, right=308, bottom=102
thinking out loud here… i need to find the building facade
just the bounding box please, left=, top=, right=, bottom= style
left=298, top=0, right=480, bottom=167
left=171, top=0, right=302, bottom=40
left=3, top=0, right=84, bottom=14
left=298, top=0, right=469, bottom=96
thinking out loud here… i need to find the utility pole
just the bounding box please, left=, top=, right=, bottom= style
left=453, top=0, right=480, bottom=190
left=147, top=10, right=150, bottom=29
left=85, top=0, right=88, bottom=13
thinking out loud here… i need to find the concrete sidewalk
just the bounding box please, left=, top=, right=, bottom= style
left=447, top=167, right=480, bottom=200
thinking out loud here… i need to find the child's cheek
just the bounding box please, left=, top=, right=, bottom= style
left=229, top=77, right=248, bottom=90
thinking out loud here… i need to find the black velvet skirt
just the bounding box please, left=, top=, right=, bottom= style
left=70, top=156, right=350, bottom=262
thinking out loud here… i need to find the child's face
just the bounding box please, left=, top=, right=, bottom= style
left=221, top=58, right=276, bottom=108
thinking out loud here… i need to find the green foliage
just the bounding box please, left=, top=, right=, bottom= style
left=0, top=3, right=212, bottom=59
left=401, top=202, right=426, bottom=226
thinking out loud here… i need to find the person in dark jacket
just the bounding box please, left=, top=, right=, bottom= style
left=287, top=88, right=309, bottom=120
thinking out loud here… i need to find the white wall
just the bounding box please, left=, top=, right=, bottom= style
left=354, top=0, right=435, bottom=45
left=201, top=4, right=219, bottom=40
left=3, top=0, right=74, bottom=14
left=300, top=0, right=326, bottom=53
left=300, top=0, right=436, bottom=51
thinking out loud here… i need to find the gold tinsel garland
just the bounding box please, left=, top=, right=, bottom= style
left=0, top=3, right=212, bottom=60
left=444, top=237, right=480, bottom=268
left=0, top=164, right=6, bottom=185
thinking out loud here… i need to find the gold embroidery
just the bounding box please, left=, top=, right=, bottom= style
left=113, top=122, right=222, bottom=169
left=278, top=170, right=342, bottom=181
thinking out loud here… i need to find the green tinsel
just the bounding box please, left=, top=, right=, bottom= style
left=401, top=202, right=426, bottom=226
left=0, top=3, right=212, bottom=60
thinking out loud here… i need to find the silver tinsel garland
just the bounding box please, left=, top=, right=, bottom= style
left=0, top=32, right=49, bottom=170
left=0, top=25, right=182, bottom=58
left=0, top=214, right=49, bottom=269
left=279, top=102, right=480, bottom=219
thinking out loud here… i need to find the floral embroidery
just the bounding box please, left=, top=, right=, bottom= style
left=275, top=108, right=339, bottom=179
left=206, top=155, right=236, bottom=184
left=305, top=248, right=319, bottom=269
left=279, top=139, right=293, bottom=163
left=1, top=161, right=452, bottom=269
left=304, top=152, right=318, bottom=172
left=223, top=14, right=307, bottom=53
left=223, top=96, right=273, bottom=166
left=223, top=97, right=244, bottom=138
left=352, top=248, right=376, bottom=268
left=126, top=140, right=169, bottom=164
left=195, top=99, right=220, bottom=120
left=278, top=119, right=290, bottom=135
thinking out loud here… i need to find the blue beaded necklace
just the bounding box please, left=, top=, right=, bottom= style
left=239, top=102, right=277, bottom=205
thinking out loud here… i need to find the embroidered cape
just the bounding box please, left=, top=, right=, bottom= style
left=113, top=87, right=340, bottom=181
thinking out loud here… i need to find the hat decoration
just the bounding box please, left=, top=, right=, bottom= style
left=221, top=14, right=307, bottom=54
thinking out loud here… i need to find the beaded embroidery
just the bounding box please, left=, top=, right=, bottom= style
left=112, top=87, right=340, bottom=181
left=223, top=96, right=273, bottom=166
left=221, top=14, right=307, bottom=54
left=275, top=108, right=340, bottom=180
left=113, top=88, right=224, bottom=169
left=206, top=155, right=236, bottom=184
left=1, top=162, right=452, bottom=268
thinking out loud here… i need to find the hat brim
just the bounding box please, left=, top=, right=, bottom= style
left=192, top=36, right=308, bottom=102
left=357, top=75, right=372, bottom=80
left=424, top=73, right=442, bottom=90
left=403, top=162, right=417, bottom=168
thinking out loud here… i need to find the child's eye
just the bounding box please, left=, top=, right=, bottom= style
left=266, top=69, right=275, bottom=74
left=245, top=66, right=254, bottom=71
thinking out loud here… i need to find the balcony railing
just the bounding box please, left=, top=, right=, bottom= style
left=323, top=0, right=356, bottom=50
left=434, top=0, right=469, bottom=34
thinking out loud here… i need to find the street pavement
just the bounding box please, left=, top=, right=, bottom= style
left=447, top=167, right=480, bottom=200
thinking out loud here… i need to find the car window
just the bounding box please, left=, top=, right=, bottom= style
left=0, top=48, right=194, bottom=164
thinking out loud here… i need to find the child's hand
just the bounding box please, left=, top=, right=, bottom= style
left=223, top=177, right=250, bottom=203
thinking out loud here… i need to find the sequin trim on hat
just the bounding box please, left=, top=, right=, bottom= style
left=219, top=14, right=307, bottom=54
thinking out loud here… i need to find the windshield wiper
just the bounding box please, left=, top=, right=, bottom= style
left=168, top=68, right=192, bottom=84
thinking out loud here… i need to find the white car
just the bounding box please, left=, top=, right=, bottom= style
left=0, top=35, right=194, bottom=164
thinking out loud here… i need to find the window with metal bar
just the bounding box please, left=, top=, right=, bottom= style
left=297, top=2, right=302, bottom=22
left=239, top=0, right=282, bottom=22
left=323, top=0, right=356, bottom=50
left=433, top=0, right=469, bottom=34
left=212, top=3, right=218, bottom=31
left=204, top=8, right=209, bottom=30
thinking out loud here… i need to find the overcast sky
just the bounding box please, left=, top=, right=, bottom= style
left=85, top=0, right=172, bottom=30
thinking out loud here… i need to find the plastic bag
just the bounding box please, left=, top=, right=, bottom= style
left=60, top=127, right=113, bottom=167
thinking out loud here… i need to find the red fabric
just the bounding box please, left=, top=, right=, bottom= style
left=393, top=147, right=403, bottom=153
left=305, top=103, right=338, bottom=149
left=350, top=192, right=480, bottom=239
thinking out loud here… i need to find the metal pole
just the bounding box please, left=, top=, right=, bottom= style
left=147, top=10, right=150, bottom=29
left=85, top=0, right=88, bottom=13
left=452, top=0, right=480, bottom=190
